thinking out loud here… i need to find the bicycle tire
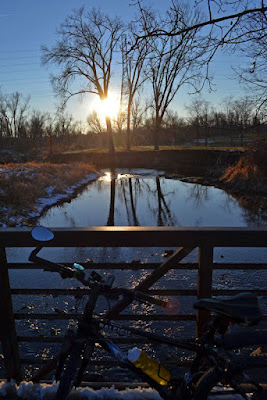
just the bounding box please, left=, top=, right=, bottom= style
left=55, top=343, right=83, bottom=400
left=192, top=355, right=267, bottom=400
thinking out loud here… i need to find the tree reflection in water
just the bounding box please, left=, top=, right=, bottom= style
left=38, top=169, right=267, bottom=228
left=107, top=170, right=116, bottom=226
left=103, top=171, right=178, bottom=227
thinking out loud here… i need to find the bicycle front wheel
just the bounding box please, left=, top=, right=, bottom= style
left=192, top=355, right=267, bottom=400
left=55, top=343, right=83, bottom=400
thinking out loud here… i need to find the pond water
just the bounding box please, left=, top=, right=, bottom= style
left=34, top=168, right=267, bottom=266
left=39, top=169, right=266, bottom=228
left=7, top=169, right=267, bottom=374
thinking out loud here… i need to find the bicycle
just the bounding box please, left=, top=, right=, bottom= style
left=28, top=226, right=267, bottom=400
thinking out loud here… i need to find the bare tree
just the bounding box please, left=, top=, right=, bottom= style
left=45, top=113, right=56, bottom=155
left=121, top=23, right=150, bottom=150
left=87, top=110, right=105, bottom=135
left=231, top=96, right=254, bottom=145
left=231, top=6, right=267, bottom=113
left=0, top=91, right=30, bottom=138
left=138, top=1, right=206, bottom=149
left=133, top=1, right=266, bottom=48
left=133, top=1, right=267, bottom=108
left=42, top=7, right=123, bottom=154
left=29, top=111, right=47, bottom=140
left=131, top=96, right=149, bottom=130
left=186, top=98, right=211, bottom=145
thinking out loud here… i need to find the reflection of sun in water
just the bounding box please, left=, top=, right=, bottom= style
left=100, top=172, right=137, bottom=182
left=93, top=92, right=121, bottom=120
left=101, top=172, right=112, bottom=182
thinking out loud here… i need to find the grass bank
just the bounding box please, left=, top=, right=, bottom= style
left=62, top=144, right=246, bottom=153
left=0, top=162, right=99, bottom=227
left=219, top=148, right=267, bottom=195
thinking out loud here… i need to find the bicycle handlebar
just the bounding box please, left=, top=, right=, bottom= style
left=29, top=249, right=87, bottom=285
left=29, top=247, right=167, bottom=309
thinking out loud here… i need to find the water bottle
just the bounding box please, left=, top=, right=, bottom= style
left=128, top=347, right=171, bottom=385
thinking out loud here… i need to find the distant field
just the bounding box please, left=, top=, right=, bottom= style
left=64, top=144, right=247, bottom=154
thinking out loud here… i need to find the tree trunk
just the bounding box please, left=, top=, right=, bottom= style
left=105, top=116, right=115, bottom=154
left=126, top=102, right=131, bottom=151
left=154, top=116, right=161, bottom=150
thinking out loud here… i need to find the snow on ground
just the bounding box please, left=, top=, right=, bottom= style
left=0, top=381, right=162, bottom=400
left=0, top=381, right=243, bottom=399
left=28, top=173, right=100, bottom=219
left=0, top=172, right=101, bottom=228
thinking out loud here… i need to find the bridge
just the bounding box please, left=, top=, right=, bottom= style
left=0, top=226, right=266, bottom=385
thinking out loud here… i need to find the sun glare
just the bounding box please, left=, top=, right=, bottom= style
left=93, top=92, right=121, bottom=120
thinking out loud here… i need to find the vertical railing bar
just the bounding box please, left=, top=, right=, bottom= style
left=0, top=247, right=22, bottom=381
left=108, top=246, right=196, bottom=318
left=196, top=244, right=214, bottom=337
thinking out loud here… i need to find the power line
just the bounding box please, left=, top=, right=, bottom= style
left=0, top=62, right=41, bottom=68
left=0, top=55, right=40, bottom=61
left=0, top=49, right=40, bottom=53
left=2, top=81, right=50, bottom=87
left=2, top=76, right=49, bottom=82
left=0, top=69, right=46, bottom=74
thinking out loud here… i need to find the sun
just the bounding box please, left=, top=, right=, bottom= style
left=93, top=92, right=121, bottom=120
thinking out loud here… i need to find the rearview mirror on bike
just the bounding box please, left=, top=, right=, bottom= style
left=31, top=226, right=54, bottom=242
left=29, top=226, right=54, bottom=264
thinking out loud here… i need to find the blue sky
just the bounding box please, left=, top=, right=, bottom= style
left=0, top=0, right=250, bottom=124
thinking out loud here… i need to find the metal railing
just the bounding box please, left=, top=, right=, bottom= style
left=0, top=226, right=266, bottom=381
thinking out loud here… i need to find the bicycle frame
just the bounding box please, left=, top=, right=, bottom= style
left=52, top=312, right=202, bottom=400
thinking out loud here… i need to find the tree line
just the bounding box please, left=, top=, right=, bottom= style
left=0, top=89, right=265, bottom=154
left=0, top=0, right=266, bottom=153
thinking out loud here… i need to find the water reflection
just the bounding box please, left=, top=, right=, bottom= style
left=96, top=171, right=179, bottom=227
left=39, top=169, right=267, bottom=228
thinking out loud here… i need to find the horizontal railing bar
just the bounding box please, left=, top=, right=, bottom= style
left=18, top=358, right=191, bottom=367
left=7, top=262, right=267, bottom=270
left=17, top=336, right=150, bottom=344
left=14, top=313, right=195, bottom=321
left=13, top=312, right=267, bottom=321
left=7, top=262, right=198, bottom=270
left=213, top=264, right=267, bottom=270
left=1, top=227, right=267, bottom=247
left=12, top=288, right=197, bottom=296
left=11, top=288, right=267, bottom=296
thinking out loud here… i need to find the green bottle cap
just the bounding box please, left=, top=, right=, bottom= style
left=73, top=263, right=84, bottom=271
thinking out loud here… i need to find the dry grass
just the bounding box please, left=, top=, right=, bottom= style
left=67, top=145, right=246, bottom=153
left=220, top=148, right=267, bottom=194
left=0, top=162, right=98, bottom=226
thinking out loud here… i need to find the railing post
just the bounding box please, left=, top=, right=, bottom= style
left=196, top=245, right=214, bottom=337
left=0, top=247, right=21, bottom=381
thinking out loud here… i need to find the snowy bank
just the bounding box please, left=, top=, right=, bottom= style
left=28, top=173, right=101, bottom=221
left=0, top=381, right=162, bottom=400
left=0, top=380, right=241, bottom=399
left=0, top=164, right=100, bottom=228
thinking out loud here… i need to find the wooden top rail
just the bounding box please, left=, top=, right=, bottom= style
left=1, top=226, right=267, bottom=247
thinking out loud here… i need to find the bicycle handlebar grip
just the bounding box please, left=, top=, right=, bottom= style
left=134, top=291, right=168, bottom=308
